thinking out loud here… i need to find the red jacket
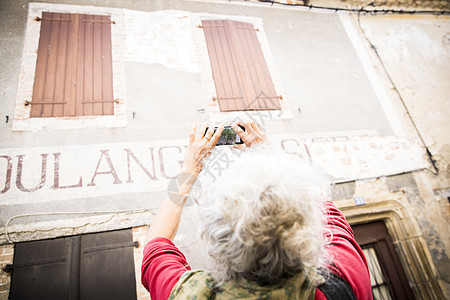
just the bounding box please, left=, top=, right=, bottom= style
left=142, top=201, right=372, bottom=300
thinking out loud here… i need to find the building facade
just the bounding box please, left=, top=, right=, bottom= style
left=0, top=0, right=449, bottom=299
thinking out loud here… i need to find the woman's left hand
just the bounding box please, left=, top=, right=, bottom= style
left=182, top=122, right=224, bottom=176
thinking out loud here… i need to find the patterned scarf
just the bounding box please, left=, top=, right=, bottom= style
left=169, top=270, right=324, bottom=300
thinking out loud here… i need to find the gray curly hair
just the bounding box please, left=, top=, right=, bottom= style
left=200, top=150, right=331, bottom=286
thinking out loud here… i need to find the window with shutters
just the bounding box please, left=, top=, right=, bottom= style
left=29, top=12, right=115, bottom=118
left=201, top=19, right=282, bottom=112
left=8, top=229, right=138, bottom=300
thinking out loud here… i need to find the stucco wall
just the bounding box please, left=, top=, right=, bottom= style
left=0, top=0, right=449, bottom=299
left=1, top=0, right=416, bottom=238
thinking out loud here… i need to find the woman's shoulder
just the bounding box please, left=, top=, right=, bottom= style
left=169, top=270, right=323, bottom=300
left=169, top=270, right=216, bottom=300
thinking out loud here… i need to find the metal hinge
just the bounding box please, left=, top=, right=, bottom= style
left=81, top=99, right=120, bottom=104
left=13, top=257, right=67, bottom=269
left=198, top=25, right=226, bottom=29
left=82, top=19, right=116, bottom=24
left=25, top=100, right=67, bottom=106
left=198, top=24, right=259, bottom=31
left=35, top=16, right=115, bottom=24
left=35, top=16, right=71, bottom=22
left=83, top=241, right=139, bottom=254
left=214, top=96, right=244, bottom=101
left=25, top=99, right=120, bottom=106
left=255, top=95, right=283, bottom=99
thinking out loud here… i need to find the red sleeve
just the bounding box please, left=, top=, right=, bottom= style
left=141, top=237, right=191, bottom=300
left=315, top=201, right=372, bottom=300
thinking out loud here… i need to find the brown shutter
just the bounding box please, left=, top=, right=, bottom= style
left=30, top=12, right=114, bottom=118
left=9, top=236, right=75, bottom=299
left=202, top=19, right=281, bottom=112
left=9, top=229, right=137, bottom=300
left=79, top=230, right=137, bottom=300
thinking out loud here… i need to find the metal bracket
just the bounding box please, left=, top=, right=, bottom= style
left=2, top=264, right=13, bottom=273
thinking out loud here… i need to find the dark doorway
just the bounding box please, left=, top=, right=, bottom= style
left=9, top=229, right=137, bottom=300
left=353, top=221, right=415, bottom=300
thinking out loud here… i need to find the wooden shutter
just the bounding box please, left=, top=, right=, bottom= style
left=9, top=236, right=76, bottom=299
left=79, top=230, right=137, bottom=300
left=30, top=12, right=114, bottom=118
left=202, top=20, right=281, bottom=112
left=9, top=229, right=137, bottom=300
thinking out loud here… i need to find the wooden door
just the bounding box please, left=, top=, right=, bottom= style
left=9, top=229, right=137, bottom=300
left=353, top=221, right=415, bottom=300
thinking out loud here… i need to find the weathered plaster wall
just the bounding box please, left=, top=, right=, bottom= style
left=266, top=0, right=450, bottom=10
left=0, top=0, right=27, bottom=143
left=357, top=13, right=450, bottom=297
left=332, top=175, right=449, bottom=299
left=132, top=226, right=151, bottom=300
left=1, top=0, right=417, bottom=240
left=0, top=135, right=427, bottom=241
left=0, top=0, right=449, bottom=299
left=358, top=14, right=450, bottom=162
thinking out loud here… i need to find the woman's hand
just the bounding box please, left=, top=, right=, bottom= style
left=232, top=121, right=268, bottom=148
left=182, top=122, right=224, bottom=176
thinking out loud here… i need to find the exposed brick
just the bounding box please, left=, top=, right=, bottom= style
left=0, top=285, right=9, bottom=292
left=0, top=254, right=13, bottom=262
left=132, top=226, right=148, bottom=234
left=0, top=290, right=10, bottom=300
left=0, top=245, right=13, bottom=299
left=137, top=290, right=151, bottom=300
left=0, top=272, right=11, bottom=281
left=133, top=226, right=150, bottom=300
left=1, top=246, right=13, bottom=256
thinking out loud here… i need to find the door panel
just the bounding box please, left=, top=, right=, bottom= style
left=9, top=237, right=73, bottom=300
left=353, top=221, right=415, bottom=300
left=80, top=230, right=137, bottom=300
left=9, top=229, right=137, bottom=300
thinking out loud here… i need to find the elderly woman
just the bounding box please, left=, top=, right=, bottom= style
left=141, top=122, right=372, bottom=300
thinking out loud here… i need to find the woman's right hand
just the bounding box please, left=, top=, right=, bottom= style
left=232, top=121, right=269, bottom=148
left=182, top=122, right=224, bottom=176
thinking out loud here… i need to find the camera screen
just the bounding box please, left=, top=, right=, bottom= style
left=216, top=127, right=241, bottom=146
left=205, top=126, right=244, bottom=146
